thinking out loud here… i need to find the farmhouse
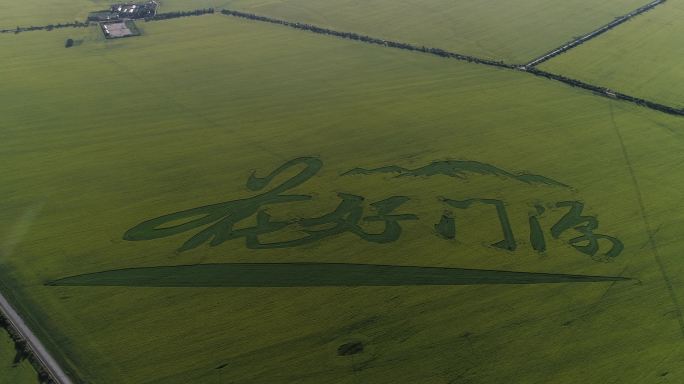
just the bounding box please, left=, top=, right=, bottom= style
left=88, top=1, right=155, bottom=38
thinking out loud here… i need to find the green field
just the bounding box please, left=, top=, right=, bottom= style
left=540, top=0, right=684, bottom=108
left=0, top=332, right=37, bottom=384
left=2, top=7, right=684, bottom=384
left=0, top=0, right=96, bottom=29
left=226, top=0, right=649, bottom=63
left=0, top=0, right=224, bottom=30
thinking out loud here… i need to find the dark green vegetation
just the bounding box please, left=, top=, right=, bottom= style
left=442, top=199, right=516, bottom=251
left=0, top=316, right=39, bottom=384
left=48, top=263, right=630, bottom=287
left=434, top=213, right=455, bottom=240
left=342, top=160, right=569, bottom=187
left=123, top=157, right=328, bottom=251
left=528, top=205, right=547, bottom=253
left=121, top=157, right=617, bottom=259
left=336, top=341, right=364, bottom=356
left=2, top=3, right=684, bottom=384
left=549, top=201, right=624, bottom=259
left=147, top=8, right=215, bottom=21
left=0, top=334, right=37, bottom=384
left=0, top=21, right=90, bottom=35
left=123, top=156, right=422, bottom=252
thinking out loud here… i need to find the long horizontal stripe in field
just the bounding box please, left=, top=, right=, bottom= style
left=48, top=263, right=630, bottom=287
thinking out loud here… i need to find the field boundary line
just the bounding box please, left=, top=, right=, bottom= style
left=220, top=9, right=684, bottom=117
left=220, top=10, right=515, bottom=69
left=524, top=0, right=665, bottom=67
left=0, top=21, right=91, bottom=34
left=608, top=103, right=684, bottom=337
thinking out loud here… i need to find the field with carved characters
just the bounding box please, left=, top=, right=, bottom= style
left=2, top=2, right=684, bottom=384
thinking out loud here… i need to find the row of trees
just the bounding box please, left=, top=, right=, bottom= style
left=145, top=8, right=215, bottom=21
left=220, top=9, right=683, bottom=117
left=0, top=313, right=53, bottom=383
left=527, top=68, right=684, bottom=116
left=220, top=9, right=514, bottom=69
left=526, top=0, right=665, bottom=67
left=0, top=21, right=90, bottom=34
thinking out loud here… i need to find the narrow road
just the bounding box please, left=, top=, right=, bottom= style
left=0, top=292, right=73, bottom=384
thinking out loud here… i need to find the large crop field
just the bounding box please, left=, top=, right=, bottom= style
left=0, top=0, right=93, bottom=29
left=2, top=3, right=684, bottom=384
left=226, top=0, right=648, bottom=63
left=540, top=0, right=684, bottom=108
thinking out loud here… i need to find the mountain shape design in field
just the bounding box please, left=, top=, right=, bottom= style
left=342, top=160, right=568, bottom=187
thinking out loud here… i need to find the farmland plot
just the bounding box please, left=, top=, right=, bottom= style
left=226, top=0, right=650, bottom=63
left=1, top=12, right=684, bottom=384
left=540, top=0, right=684, bottom=108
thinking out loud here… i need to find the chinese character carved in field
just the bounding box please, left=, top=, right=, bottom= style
left=124, top=157, right=416, bottom=251
left=124, top=157, right=623, bottom=259
left=435, top=198, right=623, bottom=258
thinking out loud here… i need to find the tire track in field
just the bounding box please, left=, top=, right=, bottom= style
left=608, top=102, right=684, bottom=337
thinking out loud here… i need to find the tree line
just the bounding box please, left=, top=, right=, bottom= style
left=526, top=68, right=684, bottom=116
left=0, top=313, right=53, bottom=383
left=220, top=9, right=514, bottom=69
left=145, top=8, right=215, bottom=21
left=525, top=0, right=665, bottom=67
left=221, top=9, right=684, bottom=117
left=0, top=21, right=90, bottom=34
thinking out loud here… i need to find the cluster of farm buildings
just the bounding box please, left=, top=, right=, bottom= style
left=88, top=1, right=158, bottom=39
